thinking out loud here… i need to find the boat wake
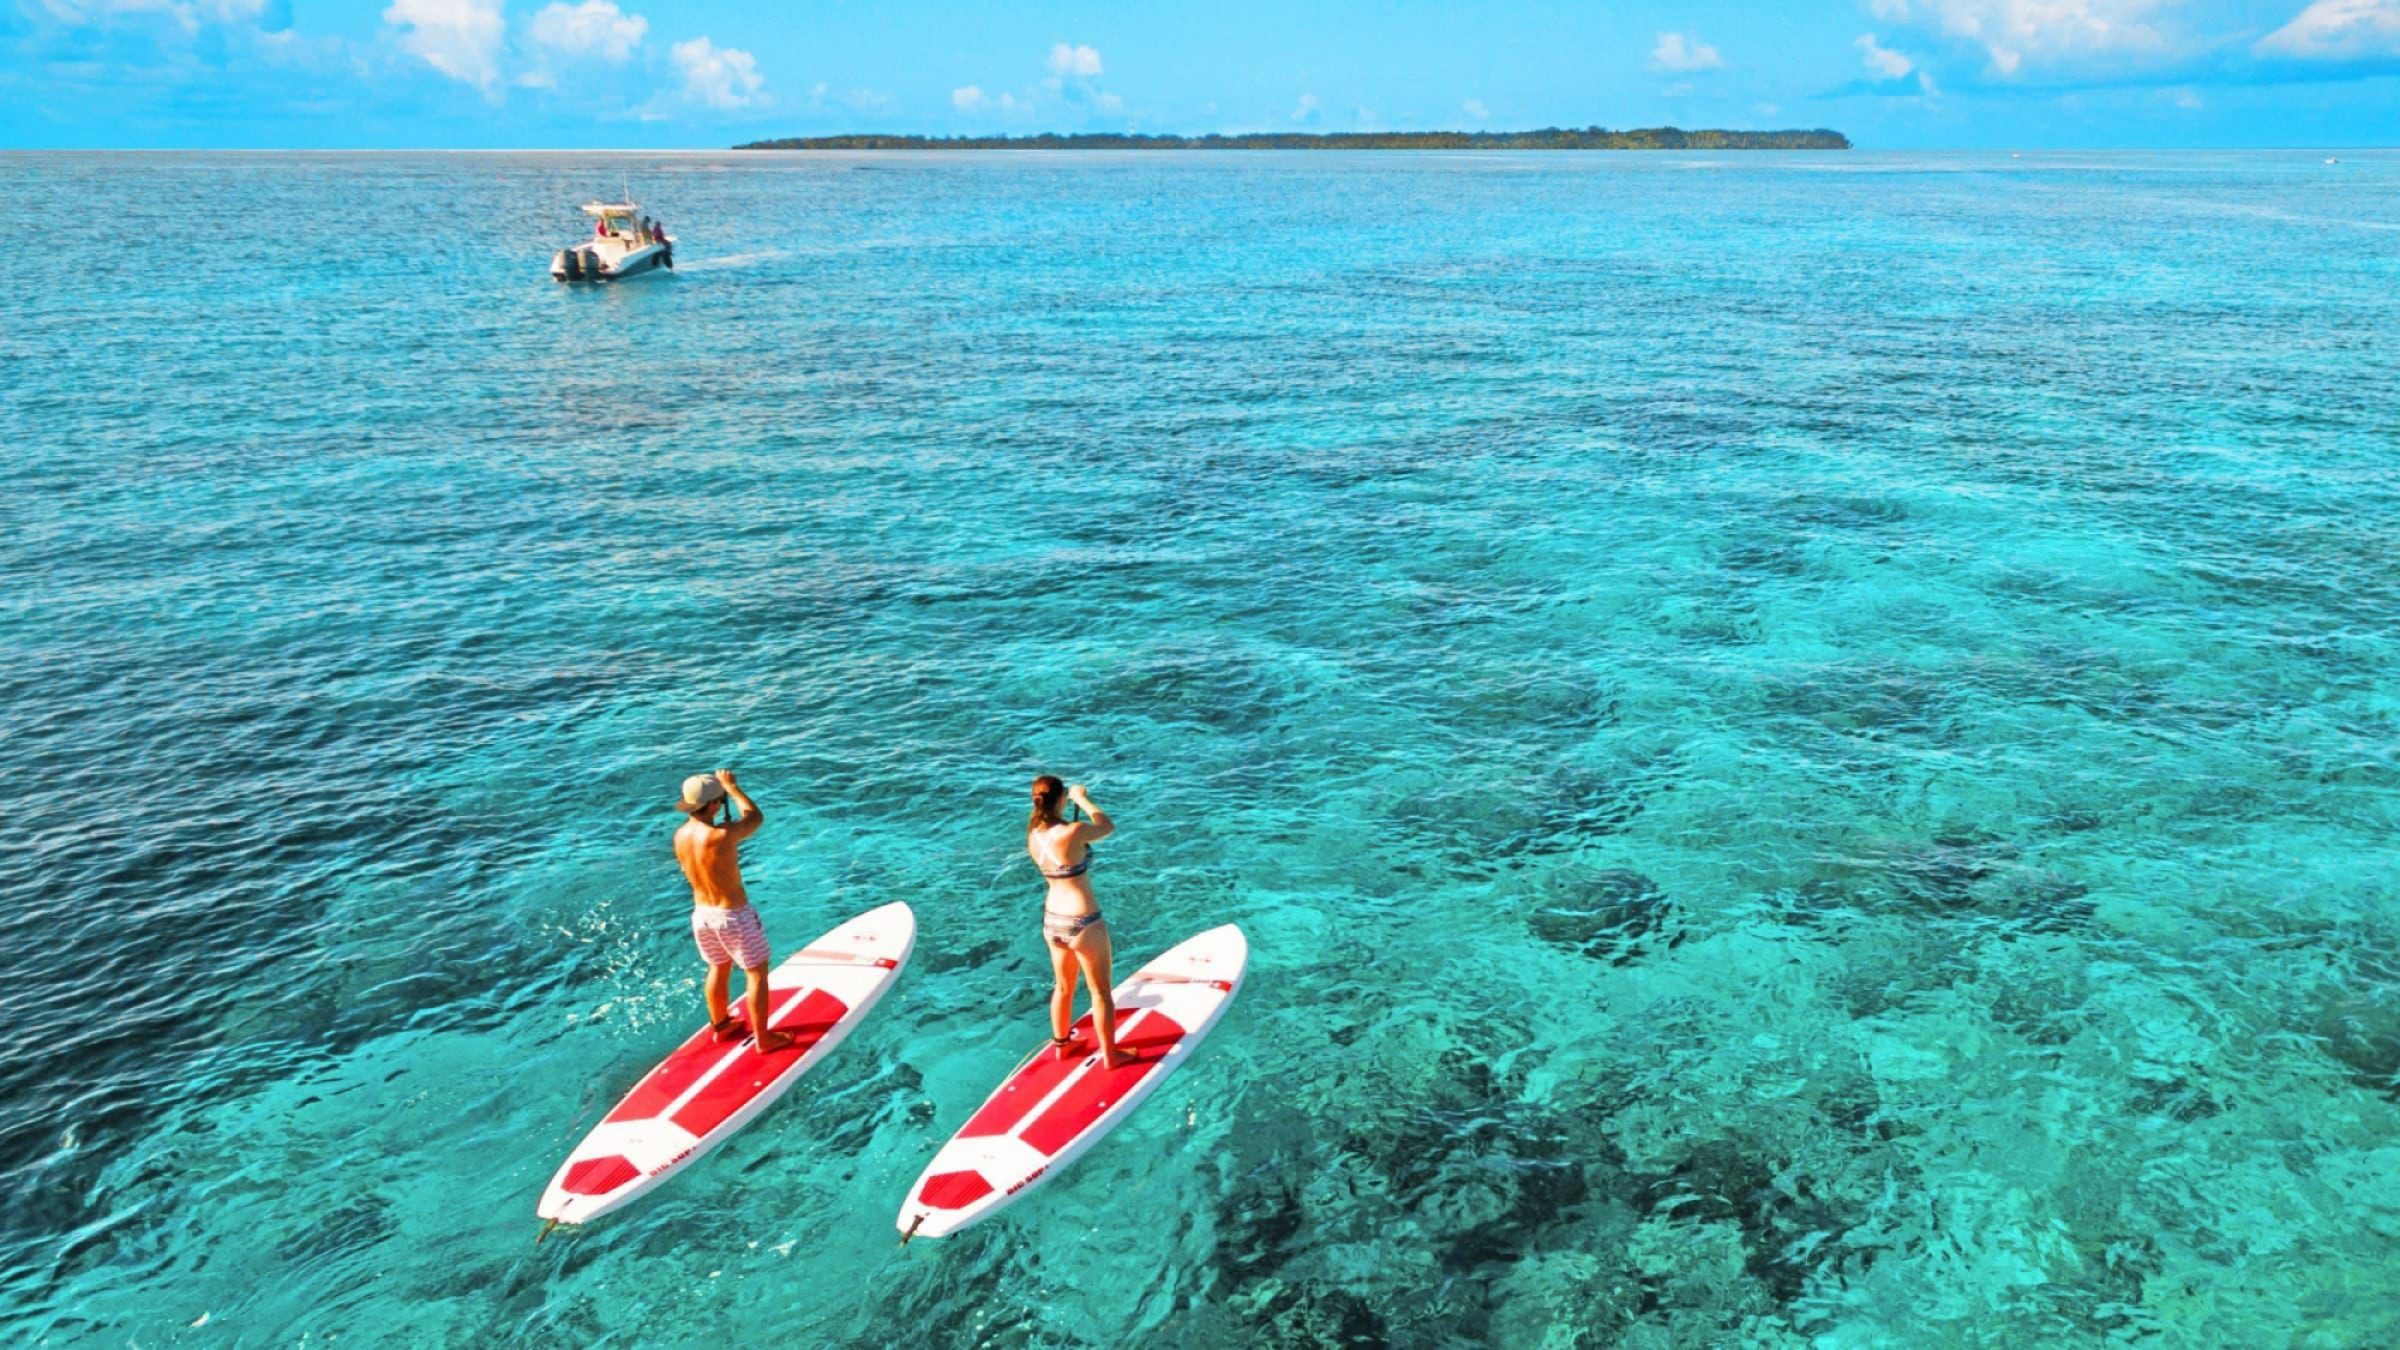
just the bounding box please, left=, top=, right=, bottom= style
left=678, top=249, right=791, bottom=272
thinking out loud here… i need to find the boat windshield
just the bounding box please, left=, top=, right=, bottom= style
left=582, top=202, right=642, bottom=233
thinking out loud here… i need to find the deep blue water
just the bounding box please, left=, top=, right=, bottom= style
left=2, top=149, right=2397, bottom=1346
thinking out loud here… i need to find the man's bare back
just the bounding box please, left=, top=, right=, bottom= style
left=675, top=812, right=753, bottom=909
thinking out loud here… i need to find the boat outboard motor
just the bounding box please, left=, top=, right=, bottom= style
left=561, top=249, right=582, bottom=281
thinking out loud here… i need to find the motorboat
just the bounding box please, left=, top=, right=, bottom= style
left=552, top=200, right=673, bottom=282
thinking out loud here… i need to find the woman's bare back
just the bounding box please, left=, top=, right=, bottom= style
left=1028, top=822, right=1097, bottom=915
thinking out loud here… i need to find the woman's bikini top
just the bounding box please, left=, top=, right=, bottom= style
left=1035, top=810, right=1095, bottom=879
left=1037, top=848, right=1093, bottom=880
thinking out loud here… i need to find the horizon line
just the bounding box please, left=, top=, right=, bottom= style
left=4, top=145, right=2395, bottom=153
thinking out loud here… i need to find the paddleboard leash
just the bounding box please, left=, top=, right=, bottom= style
left=537, top=1218, right=561, bottom=1246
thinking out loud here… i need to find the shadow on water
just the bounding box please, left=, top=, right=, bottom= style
left=1193, top=1017, right=1952, bottom=1343
left=1519, top=868, right=1681, bottom=966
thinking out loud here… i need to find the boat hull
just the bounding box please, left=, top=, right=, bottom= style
left=550, top=239, right=673, bottom=283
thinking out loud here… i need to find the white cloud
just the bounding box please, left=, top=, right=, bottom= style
left=958, top=43, right=1116, bottom=121
left=953, top=84, right=1021, bottom=115
left=1756, top=101, right=1783, bottom=116
left=1650, top=31, right=1725, bottom=72
left=1865, top=0, right=2176, bottom=76
left=1857, top=32, right=1916, bottom=79
left=1291, top=92, right=1319, bottom=122
left=2167, top=84, right=2203, bottom=106
left=1462, top=97, right=1489, bottom=119
left=383, top=0, right=504, bottom=90
left=2259, top=0, right=2400, bottom=57
left=528, top=0, right=645, bottom=64
left=1047, top=42, right=1102, bottom=78
left=672, top=35, right=763, bottom=108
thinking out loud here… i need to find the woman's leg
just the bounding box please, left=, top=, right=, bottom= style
left=1047, top=932, right=1080, bottom=1059
left=1070, top=923, right=1133, bottom=1069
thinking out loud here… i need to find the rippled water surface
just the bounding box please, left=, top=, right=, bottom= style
left=4, top=150, right=2398, bottom=1346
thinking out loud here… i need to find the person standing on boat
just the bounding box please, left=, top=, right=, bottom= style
left=673, top=770, right=792, bottom=1052
left=1027, top=777, right=1132, bottom=1068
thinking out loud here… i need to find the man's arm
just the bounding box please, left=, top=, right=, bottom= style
left=717, top=768, right=764, bottom=841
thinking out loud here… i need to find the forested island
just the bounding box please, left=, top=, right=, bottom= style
left=735, top=127, right=1850, bottom=151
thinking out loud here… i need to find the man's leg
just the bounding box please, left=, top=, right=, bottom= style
left=705, top=962, right=737, bottom=1038
left=695, top=908, right=741, bottom=1038
left=726, top=905, right=791, bottom=1051
left=745, top=965, right=793, bottom=1053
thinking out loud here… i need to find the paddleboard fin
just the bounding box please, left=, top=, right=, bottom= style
left=537, top=1217, right=561, bottom=1246
left=900, top=1213, right=926, bottom=1247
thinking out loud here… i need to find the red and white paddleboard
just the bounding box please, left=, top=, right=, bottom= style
left=538, top=901, right=915, bottom=1226
left=897, top=923, right=1248, bottom=1240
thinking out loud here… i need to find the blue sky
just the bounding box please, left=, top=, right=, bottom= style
left=4, top=1, right=2396, bottom=148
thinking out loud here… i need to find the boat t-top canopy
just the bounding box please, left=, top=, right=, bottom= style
left=581, top=201, right=642, bottom=218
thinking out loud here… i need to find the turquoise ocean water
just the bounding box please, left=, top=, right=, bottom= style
left=3, top=150, right=2397, bottom=1345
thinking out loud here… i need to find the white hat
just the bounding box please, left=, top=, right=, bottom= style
left=673, top=774, right=727, bottom=814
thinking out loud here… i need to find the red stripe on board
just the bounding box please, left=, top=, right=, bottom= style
left=1016, top=1013, right=1188, bottom=1157
left=957, top=1014, right=1100, bottom=1140
left=561, top=1155, right=640, bottom=1196
left=668, top=989, right=849, bottom=1137
left=916, top=1170, right=995, bottom=1211
left=605, top=1022, right=742, bottom=1124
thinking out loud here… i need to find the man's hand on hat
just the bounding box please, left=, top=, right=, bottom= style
left=715, top=768, right=739, bottom=791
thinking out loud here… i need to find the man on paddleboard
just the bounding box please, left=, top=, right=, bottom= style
left=673, top=770, right=793, bottom=1053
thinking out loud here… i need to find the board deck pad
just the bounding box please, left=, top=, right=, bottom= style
left=538, top=901, right=915, bottom=1225
left=898, top=923, right=1248, bottom=1240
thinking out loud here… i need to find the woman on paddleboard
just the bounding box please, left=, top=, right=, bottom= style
left=1028, top=776, right=1133, bottom=1068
